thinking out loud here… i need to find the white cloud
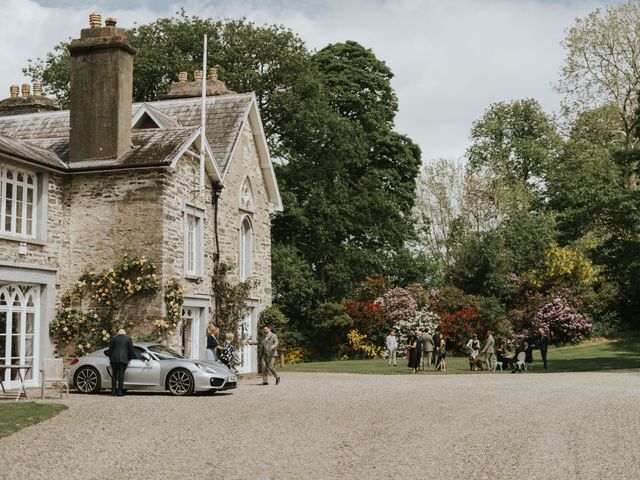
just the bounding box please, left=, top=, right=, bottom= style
left=0, top=0, right=613, bottom=161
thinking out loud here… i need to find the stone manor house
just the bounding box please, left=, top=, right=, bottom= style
left=0, top=15, right=282, bottom=387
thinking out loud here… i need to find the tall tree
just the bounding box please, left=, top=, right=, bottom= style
left=466, top=98, right=561, bottom=195
left=557, top=0, right=640, bottom=149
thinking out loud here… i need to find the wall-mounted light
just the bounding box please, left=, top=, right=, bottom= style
left=18, top=242, right=28, bottom=255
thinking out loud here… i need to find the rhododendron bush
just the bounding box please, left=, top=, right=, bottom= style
left=529, top=295, right=592, bottom=344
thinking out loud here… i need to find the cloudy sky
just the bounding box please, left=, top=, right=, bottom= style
left=0, top=0, right=623, bottom=161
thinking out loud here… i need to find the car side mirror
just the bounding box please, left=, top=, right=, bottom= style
left=141, top=352, right=152, bottom=362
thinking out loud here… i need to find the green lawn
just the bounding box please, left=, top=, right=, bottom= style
left=0, top=402, right=67, bottom=439
left=281, top=336, right=640, bottom=375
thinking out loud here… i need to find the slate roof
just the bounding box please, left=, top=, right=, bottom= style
left=0, top=134, right=68, bottom=170
left=0, top=93, right=254, bottom=173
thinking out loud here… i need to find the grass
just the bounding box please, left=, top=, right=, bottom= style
left=281, top=335, right=640, bottom=375
left=0, top=402, right=67, bottom=439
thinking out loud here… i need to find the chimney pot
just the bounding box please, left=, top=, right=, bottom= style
left=33, top=82, right=42, bottom=96
left=9, top=85, right=19, bottom=98
left=208, top=68, right=218, bottom=81
left=178, top=71, right=188, bottom=83
left=105, top=17, right=117, bottom=27
left=194, top=70, right=203, bottom=81
left=21, top=84, right=30, bottom=97
left=89, top=11, right=102, bottom=28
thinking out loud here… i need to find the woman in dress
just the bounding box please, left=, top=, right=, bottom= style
left=407, top=330, right=422, bottom=373
left=219, top=332, right=236, bottom=369
left=205, top=326, right=221, bottom=362
left=436, top=336, right=447, bottom=372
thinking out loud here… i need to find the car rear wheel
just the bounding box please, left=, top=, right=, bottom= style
left=75, top=366, right=101, bottom=394
left=167, top=369, right=194, bottom=396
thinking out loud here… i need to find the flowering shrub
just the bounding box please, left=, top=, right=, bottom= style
left=438, top=309, right=485, bottom=351
left=393, top=309, right=439, bottom=344
left=538, top=245, right=598, bottom=288
left=382, top=288, right=417, bottom=324
left=346, top=329, right=382, bottom=359
left=50, top=254, right=160, bottom=355
left=284, top=346, right=309, bottom=364
left=155, top=279, right=186, bottom=337
left=528, top=295, right=592, bottom=344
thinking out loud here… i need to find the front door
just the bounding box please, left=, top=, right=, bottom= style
left=0, top=284, right=39, bottom=388
left=180, top=307, right=201, bottom=360
left=237, top=306, right=256, bottom=374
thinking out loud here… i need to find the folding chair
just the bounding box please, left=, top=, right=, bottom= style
left=40, top=358, right=69, bottom=399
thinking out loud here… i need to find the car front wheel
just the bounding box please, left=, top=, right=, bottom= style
left=167, top=369, right=194, bottom=396
left=75, top=366, right=101, bottom=394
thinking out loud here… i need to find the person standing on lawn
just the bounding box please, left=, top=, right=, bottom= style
left=246, top=326, right=280, bottom=385
left=536, top=329, right=549, bottom=370
left=106, top=328, right=135, bottom=397
left=432, top=329, right=441, bottom=367
left=482, top=331, right=496, bottom=370
left=421, top=329, right=434, bottom=371
left=407, top=330, right=422, bottom=373
left=386, top=330, right=398, bottom=366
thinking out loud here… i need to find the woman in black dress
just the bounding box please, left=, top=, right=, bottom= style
left=407, top=331, right=422, bottom=373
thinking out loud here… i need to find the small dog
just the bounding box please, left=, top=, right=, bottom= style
left=468, top=353, right=484, bottom=371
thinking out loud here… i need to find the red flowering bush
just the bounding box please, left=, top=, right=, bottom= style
left=438, top=309, right=486, bottom=351
left=343, top=275, right=390, bottom=340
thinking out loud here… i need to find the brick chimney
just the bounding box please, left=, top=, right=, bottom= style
left=163, top=68, right=236, bottom=99
left=0, top=83, right=60, bottom=117
left=68, top=13, right=137, bottom=161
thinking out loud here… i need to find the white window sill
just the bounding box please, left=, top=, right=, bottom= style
left=0, top=233, right=46, bottom=246
left=184, top=274, right=204, bottom=282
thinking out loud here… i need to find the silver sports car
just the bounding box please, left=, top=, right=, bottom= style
left=68, top=342, right=237, bottom=396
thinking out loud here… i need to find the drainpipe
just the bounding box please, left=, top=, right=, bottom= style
left=212, top=182, right=224, bottom=325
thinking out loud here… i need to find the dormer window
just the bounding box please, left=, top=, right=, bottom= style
left=239, top=177, right=254, bottom=212
left=0, top=165, right=37, bottom=238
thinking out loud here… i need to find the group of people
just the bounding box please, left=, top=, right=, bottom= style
left=205, top=326, right=236, bottom=368
left=207, top=324, right=281, bottom=386
left=385, top=328, right=549, bottom=374
left=386, top=329, right=448, bottom=373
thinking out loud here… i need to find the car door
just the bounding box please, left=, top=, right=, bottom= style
left=124, top=347, right=161, bottom=387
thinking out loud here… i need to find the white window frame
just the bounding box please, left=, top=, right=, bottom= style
left=183, top=204, right=205, bottom=279
left=239, top=216, right=253, bottom=282
left=0, top=164, right=39, bottom=240
left=0, top=283, right=41, bottom=387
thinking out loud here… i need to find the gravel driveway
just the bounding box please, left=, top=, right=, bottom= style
left=2, top=371, right=640, bottom=479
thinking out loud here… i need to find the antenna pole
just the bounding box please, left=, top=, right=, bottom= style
left=200, top=34, right=207, bottom=189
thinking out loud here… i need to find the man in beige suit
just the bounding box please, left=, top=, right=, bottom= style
left=247, top=326, right=280, bottom=385
left=482, top=330, right=495, bottom=370
left=421, top=330, right=434, bottom=371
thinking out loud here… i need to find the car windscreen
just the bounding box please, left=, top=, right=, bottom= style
left=147, top=345, right=185, bottom=360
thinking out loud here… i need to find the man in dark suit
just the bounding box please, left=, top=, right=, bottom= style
left=107, top=329, right=135, bottom=396
left=432, top=329, right=441, bottom=367
left=536, top=329, right=549, bottom=370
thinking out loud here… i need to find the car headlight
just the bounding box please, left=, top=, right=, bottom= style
left=195, top=363, right=217, bottom=374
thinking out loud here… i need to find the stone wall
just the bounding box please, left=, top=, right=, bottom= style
left=61, top=169, right=166, bottom=327
left=217, top=121, right=273, bottom=310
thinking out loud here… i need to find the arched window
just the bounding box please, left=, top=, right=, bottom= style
left=0, top=283, right=39, bottom=383
left=239, top=217, right=253, bottom=281
left=239, top=177, right=254, bottom=212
